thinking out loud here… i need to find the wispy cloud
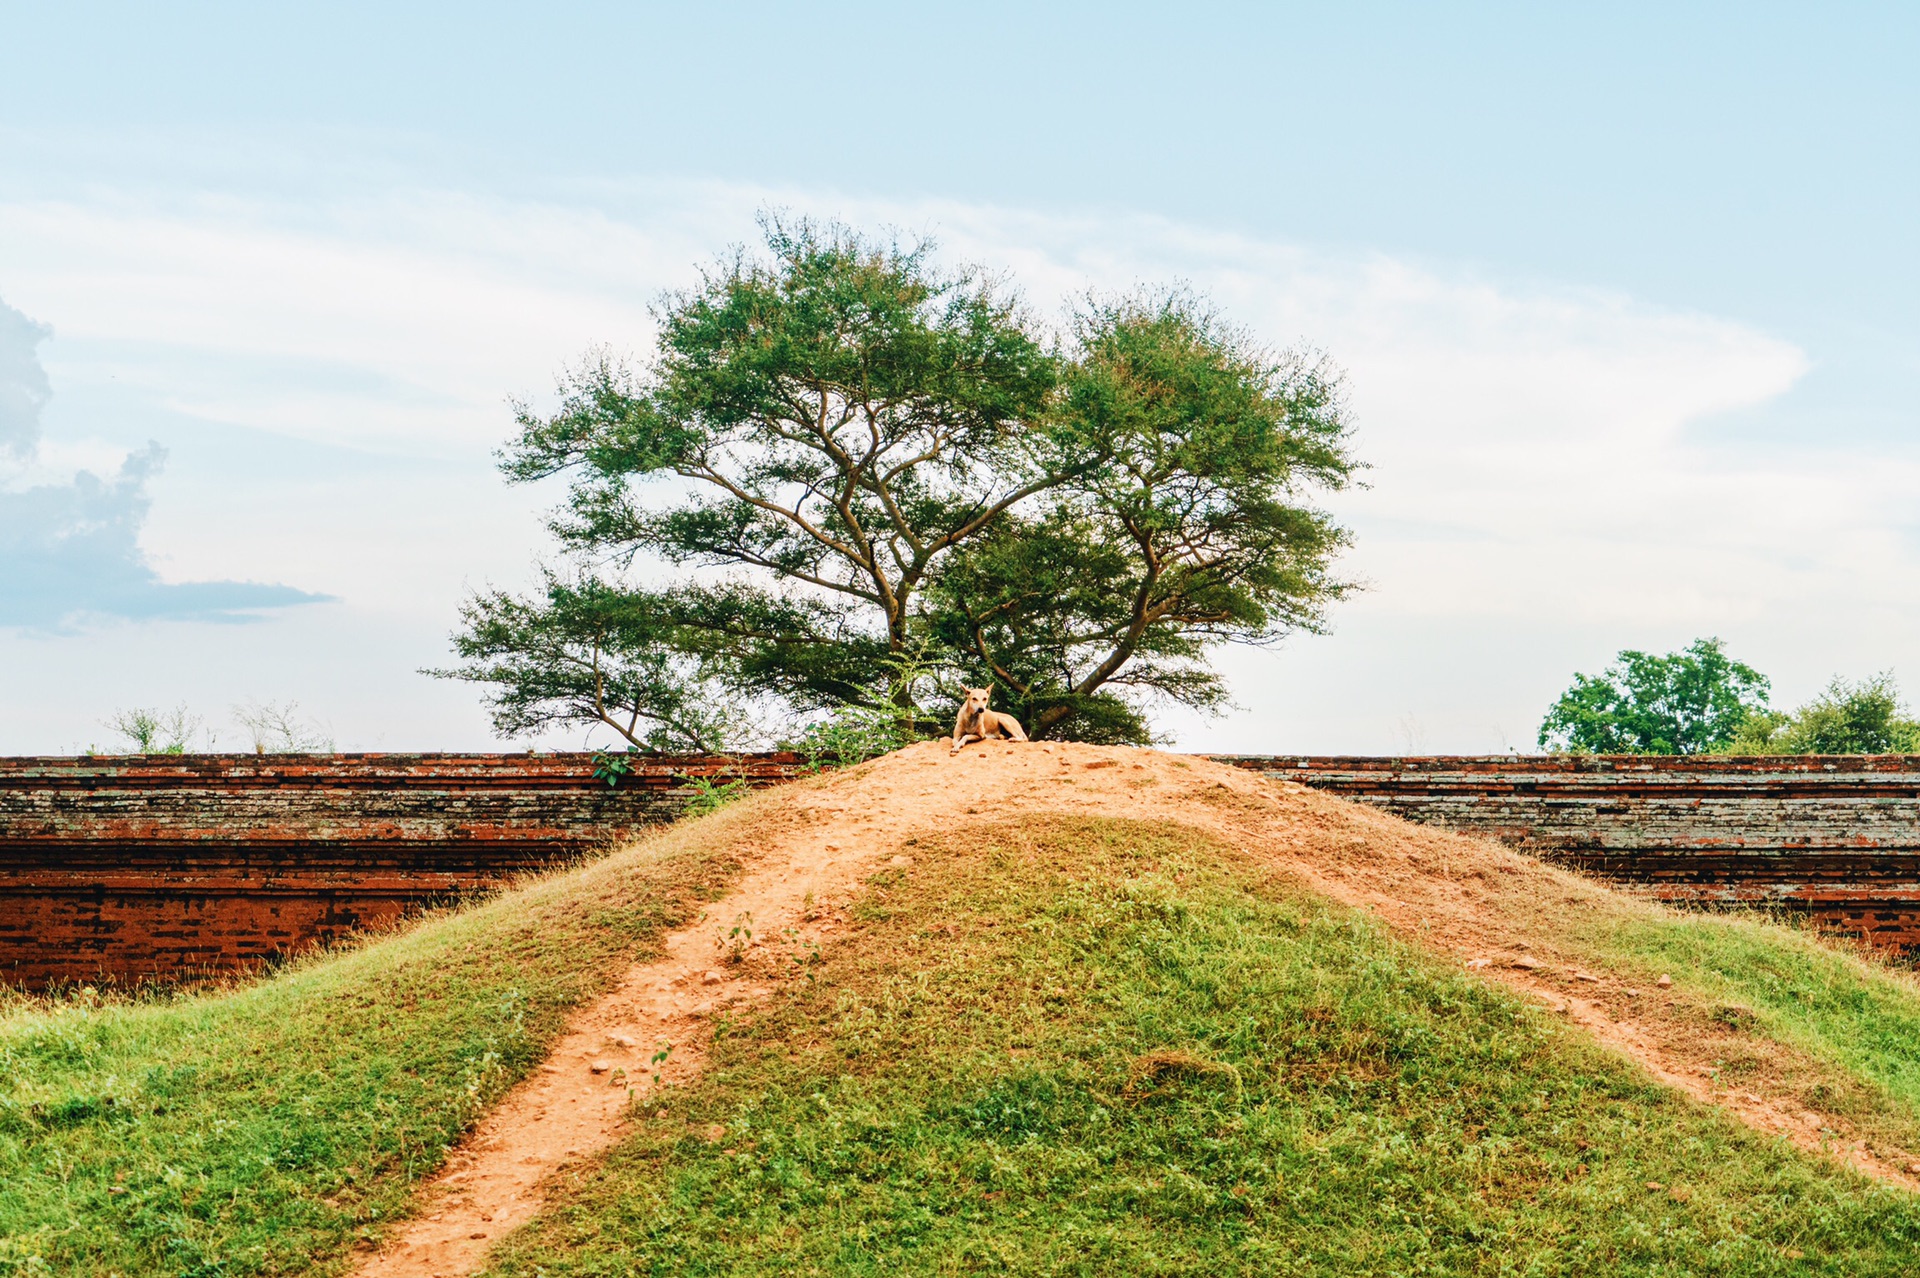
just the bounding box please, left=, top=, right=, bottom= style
left=0, top=295, right=329, bottom=629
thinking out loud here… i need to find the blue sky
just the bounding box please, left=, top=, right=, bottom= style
left=1, top=2, right=1915, bottom=753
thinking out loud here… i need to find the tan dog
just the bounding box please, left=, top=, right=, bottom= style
left=950, top=687, right=1029, bottom=754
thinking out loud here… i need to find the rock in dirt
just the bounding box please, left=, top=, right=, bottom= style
left=1465, top=957, right=1493, bottom=970
left=1511, top=956, right=1542, bottom=971
left=889, top=854, right=913, bottom=867
left=1656, top=974, right=1673, bottom=988
left=589, top=1060, right=612, bottom=1074
left=702, top=971, right=726, bottom=986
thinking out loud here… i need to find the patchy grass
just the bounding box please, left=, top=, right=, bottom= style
left=484, top=818, right=1920, bottom=1277
left=1570, top=907, right=1920, bottom=1146
left=0, top=795, right=775, bottom=1278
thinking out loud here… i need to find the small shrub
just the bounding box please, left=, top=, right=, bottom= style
left=1718, top=673, right=1920, bottom=755
left=787, top=707, right=916, bottom=771
left=232, top=700, right=334, bottom=753
left=680, top=776, right=750, bottom=818
left=592, top=748, right=635, bottom=788
left=104, top=705, right=206, bottom=754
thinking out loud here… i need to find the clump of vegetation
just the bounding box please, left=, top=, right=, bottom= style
left=232, top=699, right=334, bottom=753
left=95, top=700, right=336, bottom=755
left=102, top=704, right=208, bottom=754
left=433, top=214, right=1361, bottom=752
left=678, top=774, right=751, bottom=817
left=591, top=746, right=634, bottom=788
left=1539, top=641, right=1920, bottom=756
left=787, top=705, right=917, bottom=771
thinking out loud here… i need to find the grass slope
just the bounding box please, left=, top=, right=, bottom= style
left=0, top=797, right=767, bottom=1278
left=486, top=818, right=1920, bottom=1277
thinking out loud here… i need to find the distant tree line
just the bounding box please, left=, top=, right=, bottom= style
left=1538, top=637, right=1920, bottom=756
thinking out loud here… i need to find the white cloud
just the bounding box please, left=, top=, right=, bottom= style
left=1, top=179, right=1910, bottom=752
left=0, top=294, right=328, bottom=629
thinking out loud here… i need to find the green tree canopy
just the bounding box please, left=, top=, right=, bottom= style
left=1537, top=637, right=1771, bottom=754
left=435, top=216, right=1360, bottom=748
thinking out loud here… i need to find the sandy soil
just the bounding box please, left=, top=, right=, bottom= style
left=353, top=739, right=1917, bottom=1277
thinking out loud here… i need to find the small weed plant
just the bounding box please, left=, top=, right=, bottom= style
left=679, top=774, right=750, bottom=817
left=591, top=748, right=634, bottom=788
left=789, top=706, right=916, bottom=771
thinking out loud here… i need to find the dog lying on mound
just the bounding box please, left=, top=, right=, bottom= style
left=950, top=687, right=1029, bottom=755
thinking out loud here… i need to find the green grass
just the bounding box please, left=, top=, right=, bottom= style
left=485, top=818, right=1920, bottom=1278
left=0, top=800, right=763, bottom=1278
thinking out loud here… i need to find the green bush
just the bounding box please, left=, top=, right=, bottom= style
left=787, top=707, right=918, bottom=770
left=1718, top=674, right=1920, bottom=755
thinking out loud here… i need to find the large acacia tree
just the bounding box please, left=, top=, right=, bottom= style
left=437, top=217, right=1360, bottom=748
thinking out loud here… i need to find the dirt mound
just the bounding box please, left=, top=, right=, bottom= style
left=354, top=739, right=1918, bottom=1277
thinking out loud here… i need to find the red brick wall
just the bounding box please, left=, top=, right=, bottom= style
left=8, top=752, right=1920, bottom=987
left=0, top=753, right=807, bottom=985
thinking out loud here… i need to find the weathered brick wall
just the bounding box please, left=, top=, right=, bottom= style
left=0, top=753, right=808, bottom=985
left=1223, top=754, right=1920, bottom=949
left=9, top=751, right=1920, bottom=986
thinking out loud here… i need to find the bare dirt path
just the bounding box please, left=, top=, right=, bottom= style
left=355, top=741, right=1090, bottom=1278
left=356, top=740, right=1917, bottom=1276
